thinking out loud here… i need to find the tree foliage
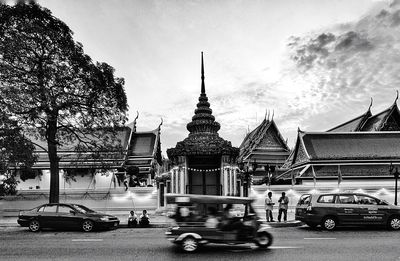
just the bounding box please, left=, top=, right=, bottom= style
left=0, top=2, right=128, bottom=202
left=0, top=111, right=37, bottom=196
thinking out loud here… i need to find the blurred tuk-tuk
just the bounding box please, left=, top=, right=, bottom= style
left=165, top=194, right=273, bottom=252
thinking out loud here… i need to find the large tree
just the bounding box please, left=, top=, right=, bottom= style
left=0, top=2, right=128, bottom=203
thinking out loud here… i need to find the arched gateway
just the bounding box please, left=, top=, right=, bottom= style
left=166, top=53, right=239, bottom=197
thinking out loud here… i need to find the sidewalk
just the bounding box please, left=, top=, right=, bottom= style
left=0, top=209, right=301, bottom=228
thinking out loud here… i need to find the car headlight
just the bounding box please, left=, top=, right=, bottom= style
left=100, top=217, right=109, bottom=221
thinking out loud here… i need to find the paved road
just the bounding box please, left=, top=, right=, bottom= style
left=0, top=226, right=399, bottom=261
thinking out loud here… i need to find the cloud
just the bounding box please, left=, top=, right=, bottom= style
left=278, top=0, right=400, bottom=135
left=143, top=0, right=400, bottom=155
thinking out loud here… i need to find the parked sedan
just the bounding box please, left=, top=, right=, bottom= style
left=18, top=203, right=119, bottom=232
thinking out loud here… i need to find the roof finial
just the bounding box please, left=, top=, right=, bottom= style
left=395, top=90, right=399, bottom=104
left=264, top=109, right=268, bottom=120
left=368, top=97, right=373, bottom=111
left=201, top=52, right=205, bottom=95
left=271, top=109, right=275, bottom=121
left=159, top=118, right=163, bottom=128
left=267, top=109, right=270, bottom=121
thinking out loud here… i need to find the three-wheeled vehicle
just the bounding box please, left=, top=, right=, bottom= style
left=165, top=194, right=273, bottom=252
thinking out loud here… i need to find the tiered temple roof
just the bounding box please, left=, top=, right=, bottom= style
left=238, top=116, right=290, bottom=166
left=279, top=96, right=400, bottom=181
left=167, top=53, right=239, bottom=161
left=328, top=97, right=400, bottom=132
left=278, top=130, right=400, bottom=179
left=29, top=117, right=162, bottom=177
left=124, top=118, right=162, bottom=177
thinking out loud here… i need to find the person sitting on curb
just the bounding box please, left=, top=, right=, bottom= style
left=139, top=209, right=150, bottom=227
left=128, top=210, right=138, bottom=228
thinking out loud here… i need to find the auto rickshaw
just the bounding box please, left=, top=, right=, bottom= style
left=165, top=193, right=273, bottom=252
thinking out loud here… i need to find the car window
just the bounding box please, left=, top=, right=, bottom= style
left=58, top=205, right=74, bottom=214
left=72, top=204, right=96, bottom=214
left=337, top=195, right=358, bottom=204
left=42, top=205, right=57, bottom=213
left=298, top=195, right=311, bottom=205
left=357, top=195, right=378, bottom=205
left=317, top=195, right=335, bottom=203
left=37, top=206, right=46, bottom=212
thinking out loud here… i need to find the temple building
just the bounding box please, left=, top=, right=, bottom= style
left=238, top=113, right=290, bottom=186
left=165, top=53, right=239, bottom=199
left=278, top=96, right=400, bottom=187
left=14, top=117, right=163, bottom=191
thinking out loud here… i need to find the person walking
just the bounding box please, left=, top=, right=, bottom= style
left=265, top=192, right=275, bottom=222
left=278, top=192, right=289, bottom=222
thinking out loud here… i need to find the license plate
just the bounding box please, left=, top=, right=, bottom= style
left=114, top=222, right=118, bottom=227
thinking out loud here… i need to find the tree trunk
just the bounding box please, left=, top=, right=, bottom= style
left=47, top=118, right=59, bottom=203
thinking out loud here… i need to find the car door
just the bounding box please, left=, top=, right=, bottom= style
left=56, top=204, right=81, bottom=229
left=357, top=195, right=387, bottom=225
left=39, top=204, right=58, bottom=228
left=336, top=194, right=361, bottom=224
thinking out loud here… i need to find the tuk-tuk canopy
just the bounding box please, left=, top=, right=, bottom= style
left=166, top=193, right=255, bottom=205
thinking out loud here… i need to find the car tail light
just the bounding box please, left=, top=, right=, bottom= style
left=306, top=204, right=312, bottom=212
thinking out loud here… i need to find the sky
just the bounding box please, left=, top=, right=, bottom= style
left=35, top=0, right=400, bottom=155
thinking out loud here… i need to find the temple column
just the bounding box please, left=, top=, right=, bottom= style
left=171, top=169, right=175, bottom=193
left=180, top=168, right=185, bottom=194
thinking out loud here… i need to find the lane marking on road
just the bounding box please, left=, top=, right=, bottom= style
left=71, top=239, right=103, bottom=242
left=269, top=246, right=303, bottom=249
left=304, top=238, right=336, bottom=240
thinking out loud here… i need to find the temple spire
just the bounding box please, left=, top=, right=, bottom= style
left=201, top=52, right=205, bottom=95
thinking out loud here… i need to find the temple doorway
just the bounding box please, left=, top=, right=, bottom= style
left=187, top=156, right=221, bottom=195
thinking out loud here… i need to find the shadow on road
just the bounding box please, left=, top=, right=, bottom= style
left=169, top=243, right=272, bottom=255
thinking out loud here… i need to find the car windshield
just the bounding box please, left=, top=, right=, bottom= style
left=72, top=204, right=96, bottom=214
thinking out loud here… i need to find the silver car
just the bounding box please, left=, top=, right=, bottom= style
left=296, top=192, right=400, bottom=230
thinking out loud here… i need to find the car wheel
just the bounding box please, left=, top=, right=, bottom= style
left=28, top=220, right=40, bottom=232
left=254, top=232, right=273, bottom=248
left=82, top=220, right=94, bottom=232
left=181, top=236, right=198, bottom=252
left=322, top=217, right=337, bottom=231
left=388, top=216, right=400, bottom=230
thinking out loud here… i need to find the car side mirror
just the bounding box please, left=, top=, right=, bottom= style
left=70, top=210, right=76, bottom=215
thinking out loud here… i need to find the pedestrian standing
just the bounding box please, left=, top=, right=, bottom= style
left=123, top=173, right=129, bottom=191
left=265, top=192, right=275, bottom=222
left=278, top=192, right=289, bottom=222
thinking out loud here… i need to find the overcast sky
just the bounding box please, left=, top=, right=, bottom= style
left=37, top=0, right=400, bottom=155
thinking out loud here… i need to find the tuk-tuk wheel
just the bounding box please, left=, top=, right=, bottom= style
left=255, top=232, right=273, bottom=248
left=181, top=236, right=198, bottom=252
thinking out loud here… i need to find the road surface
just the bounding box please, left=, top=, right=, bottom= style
left=0, top=226, right=399, bottom=261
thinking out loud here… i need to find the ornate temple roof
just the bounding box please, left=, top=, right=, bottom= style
left=287, top=131, right=400, bottom=168
left=29, top=115, right=163, bottom=175
left=124, top=116, right=162, bottom=177
left=277, top=131, right=400, bottom=180
left=328, top=96, right=400, bottom=132
left=238, top=115, right=290, bottom=165
left=167, top=53, right=239, bottom=160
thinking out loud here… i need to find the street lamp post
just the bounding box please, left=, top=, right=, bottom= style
left=389, top=163, right=399, bottom=206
